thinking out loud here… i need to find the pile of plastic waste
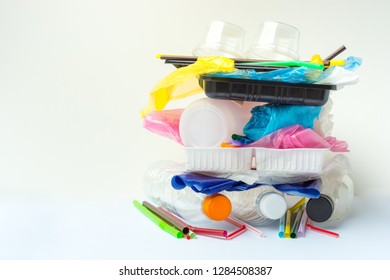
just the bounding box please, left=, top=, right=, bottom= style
left=134, top=20, right=362, bottom=240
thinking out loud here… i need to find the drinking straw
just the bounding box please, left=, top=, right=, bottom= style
left=157, top=54, right=277, bottom=63
left=290, top=206, right=304, bottom=239
left=226, top=225, right=247, bottom=240
left=157, top=206, right=227, bottom=237
left=284, top=209, right=292, bottom=238
left=289, top=197, right=306, bottom=213
left=324, top=45, right=347, bottom=61
left=238, top=61, right=325, bottom=70
left=227, top=216, right=265, bottom=238
left=297, top=210, right=308, bottom=238
left=133, top=200, right=183, bottom=239
left=187, top=231, right=197, bottom=239
left=306, top=223, right=340, bottom=238
left=143, top=201, right=189, bottom=234
left=278, top=213, right=286, bottom=238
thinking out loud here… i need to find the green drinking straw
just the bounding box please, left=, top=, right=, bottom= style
left=237, top=60, right=325, bottom=70
left=133, top=200, right=183, bottom=239
left=290, top=205, right=304, bottom=239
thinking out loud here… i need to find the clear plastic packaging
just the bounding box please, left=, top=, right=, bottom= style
left=305, top=154, right=354, bottom=223
left=246, top=21, right=300, bottom=60
left=223, top=186, right=287, bottom=226
left=193, top=20, right=245, bottom=58
left=143, top=161, right=232, bottom=224
left=306, top=175, right=354, bottom=223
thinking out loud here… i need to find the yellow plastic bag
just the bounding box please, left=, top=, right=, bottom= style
left=141, top=56, right=235, bottom=117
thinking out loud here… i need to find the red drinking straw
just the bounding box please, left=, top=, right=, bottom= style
left=306, top=223, right=340, bottom=238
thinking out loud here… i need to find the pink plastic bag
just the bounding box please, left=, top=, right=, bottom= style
left=143, top=109, right=184, bottom=145
left=244, top=125, right=349, bottom=152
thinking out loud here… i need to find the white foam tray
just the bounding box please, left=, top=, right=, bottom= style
left=184, top=147, right=253, bottom=171
left=254, top=148, right=326, bottom=173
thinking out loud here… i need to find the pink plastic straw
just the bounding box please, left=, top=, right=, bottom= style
left=306, top=223, right=340, bottom=238
left=191, top=227, right=228, bottom=237
left=226, top=225, right=246, bottom=240
left=297, top=210, right=308, bottom=238
left=227, top=216, right=265, bottom=238
left=157, top=206, right=227, bottom=237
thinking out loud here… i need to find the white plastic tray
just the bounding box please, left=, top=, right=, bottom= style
left=254, top=148, right=327, bottom=173
left=184, top=147, right=253, bottom=171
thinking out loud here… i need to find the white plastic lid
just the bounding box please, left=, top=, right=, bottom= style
left=259, top=193, right=287, bottom=220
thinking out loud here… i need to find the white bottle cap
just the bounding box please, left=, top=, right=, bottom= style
left=259, top=193, right=287, bottom=220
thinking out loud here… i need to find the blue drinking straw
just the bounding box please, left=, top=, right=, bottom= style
left=278, top=211, right=286, bottom=238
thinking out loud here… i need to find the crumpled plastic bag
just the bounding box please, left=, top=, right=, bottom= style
left=171, top=172, right=322, bottom=198
left=234, top=104, right=321, bottom=144
left=206, top=56, right=362, bottom=85
left=316, top=57, right=362, bottom=86
left=207, top=66, right=326, bottom=84
left=241, top=124, right=348, bottom=152
left=140, top=56, right=235, bottom=117
left=143, top=109, right=184, bottom=144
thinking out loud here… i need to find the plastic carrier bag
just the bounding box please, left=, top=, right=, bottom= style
left=140, top=56, right=235, bottom=117
left=234, top=104, right=321, bottom=144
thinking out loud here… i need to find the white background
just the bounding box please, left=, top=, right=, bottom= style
left=1, top=0, right=390, bottom=262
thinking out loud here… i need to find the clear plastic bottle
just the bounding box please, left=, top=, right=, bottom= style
left=306, top=175, right=354, bottom=223
left=222, top=186, right=288, bottom=226
left=143, top=160, right=232, bottom=224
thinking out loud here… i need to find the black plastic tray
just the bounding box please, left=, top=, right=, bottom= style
left=199, top=75, right=338, bottom=106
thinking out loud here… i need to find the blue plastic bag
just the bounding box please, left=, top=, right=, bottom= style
left=235, top=104, right=321, bottom=143
left=171, top=172, right=321, bottom=198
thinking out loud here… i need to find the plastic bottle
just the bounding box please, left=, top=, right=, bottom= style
left=222, top=186, right=288, bottom=226
left=143, top=161, right=232, bottom=224
left=306, top=175, right=354, bottom=223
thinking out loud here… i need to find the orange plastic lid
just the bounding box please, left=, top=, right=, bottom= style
left=202, top=194, right=232, bottom=221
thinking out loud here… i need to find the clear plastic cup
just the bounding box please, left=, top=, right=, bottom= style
left=246, top=21, right=300, bottom=60
left=192, top=20, right=245, bottom=58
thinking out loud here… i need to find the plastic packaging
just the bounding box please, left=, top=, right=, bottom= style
left=205, top=67, right=328, bottom=84
left=306, top=175, right=354, bottom=223
left=199, top=73, right=336, bottom=106
left=172, top=171, right=321, bottom=198
left=254, top=147, right=327, bottom=174
left=247, top=21, right=300, bottom=60
left=305, top=154, right=354, bottom=223
left=143, top=161, right=232, bottom=224
left=183, top=147, right=253, bottom=171
left=193, top=21, right=245, bottom=58
left=237, top=104, right=322, bottom=143
left=140, top=56, right=234, bottom=117
left=179, top=97, right=258, bottom=147
left=243, top=125, right=348, bottom=152
left=143, top=109, right=184, bottom=144
left=222, top=186, right=288, bottom=226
